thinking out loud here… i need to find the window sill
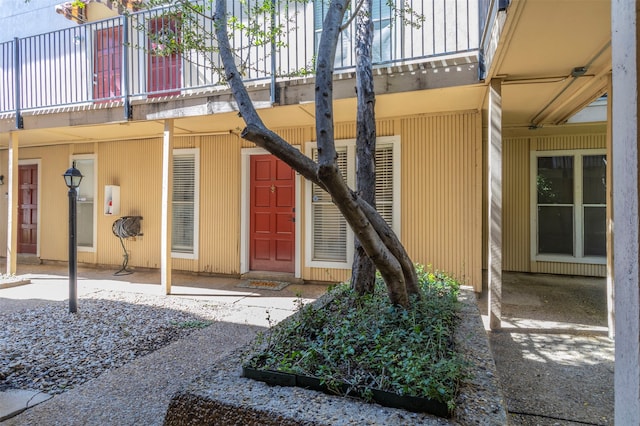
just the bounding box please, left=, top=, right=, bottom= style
left=533, top=255, right=606, bottom=265
left=306, top=260, right=351, bottom=270
left=172, top=252, right=197, bottom=260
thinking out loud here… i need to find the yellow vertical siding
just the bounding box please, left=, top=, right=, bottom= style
left=96, top=138, right=163, bottom=269
left=334, top=122, right=357, bottom=140
left=72, top=143, right=96, bottom=155
left=534, top=134, right=605, bottom=151
left=198, top=134, right=241, bottom=274
left=401, top=112, right=482, bottom=290
left=533, top=262, right=606, bottom=277
left=503, top=137, right=530, bottom=271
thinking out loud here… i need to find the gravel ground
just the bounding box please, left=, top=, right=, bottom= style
left=0, top=289, right=225, bottom=395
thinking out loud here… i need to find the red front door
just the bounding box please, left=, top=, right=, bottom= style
left=148, top=17, right=181, bottom=96
left=18, top=165, right=38, bottom=254
left=250, top=155, right=295, bottom=273
left=94, top=26, right=122, bottom=101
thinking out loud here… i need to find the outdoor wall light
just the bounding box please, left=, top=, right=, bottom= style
left=63, top=163, right=83, bottom=314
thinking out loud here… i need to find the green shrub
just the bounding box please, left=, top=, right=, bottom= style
left=245, top=265, right=467, bottom=410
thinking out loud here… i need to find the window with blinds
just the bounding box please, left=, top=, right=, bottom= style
left=307, top=138, right=399, bottom=267
left=311, top=148, right=349, bottom=262
left=172, top=149, right=199, bottom=257
left=375, top=146, right=394, bottom=225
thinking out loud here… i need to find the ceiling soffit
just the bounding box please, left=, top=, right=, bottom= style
left=487, top=0, right=611, bottom=128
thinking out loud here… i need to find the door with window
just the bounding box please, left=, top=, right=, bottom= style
left=18, top=164, right=38, bottom=254
left=94, top=26, right=122, bottom=101
left=250, top=155, right=295, bottom=273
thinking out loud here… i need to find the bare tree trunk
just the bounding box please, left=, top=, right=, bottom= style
left=351, top=0, right=377, bottom=295
left=214, top=0, right=418, bottom=306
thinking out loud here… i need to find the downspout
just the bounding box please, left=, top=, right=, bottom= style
left=14, top=37, right=23, bottom=129
left=122, top=14, right=132, bottom=120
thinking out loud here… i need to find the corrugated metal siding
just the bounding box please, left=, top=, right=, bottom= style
left=503, top=137, right=530, bottom=271
left=401, top=112, right=482, bottom=290
left=533, top=262, right=606, bottom=277
left=72, top=143, right=96, bottom=155
left=199, top=134, right=241, bottom=274
left=96, top=138, right=163, bottom=269
left=534, top=134, right=605, bottom=151
left=334, top=122, right=357, bottom=140
left=305, top=267, right=351, bottom=283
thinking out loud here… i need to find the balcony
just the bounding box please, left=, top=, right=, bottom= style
left=0, top=0, right=498, bottom=127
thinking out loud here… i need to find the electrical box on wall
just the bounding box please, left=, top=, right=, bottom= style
left=104, top=185, right=120, bottom=215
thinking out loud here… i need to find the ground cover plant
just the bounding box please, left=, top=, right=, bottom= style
left=244, top=265, right=467, bottom=412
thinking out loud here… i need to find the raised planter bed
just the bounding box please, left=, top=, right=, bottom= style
left=242, top=366, right=450, bottom=418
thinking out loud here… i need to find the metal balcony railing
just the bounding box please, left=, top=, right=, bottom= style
left=0, top=0, right=492, bottom=123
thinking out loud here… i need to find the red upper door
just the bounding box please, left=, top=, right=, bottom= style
left=18, top=165, right=38, bottom=254
left=94, top=26, right=122, bottom=101
left=148, top=17, right=181, bottom=96
left=250, top=155, right=296, bottom=273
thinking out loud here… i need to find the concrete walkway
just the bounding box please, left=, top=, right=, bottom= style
left=478, top=273, right=613, bottom=425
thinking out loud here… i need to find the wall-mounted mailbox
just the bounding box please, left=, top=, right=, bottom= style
left=104, top=185, right=120, bottom=215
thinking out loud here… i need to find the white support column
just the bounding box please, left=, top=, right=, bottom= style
left=161, top=119, right=174, bottom=295
left=613, top=1, right=640, bottom=423
left=6, top=132, right=18, bottom=275
left=606, top=74, right=615, bottom=339
left=488, top=78, right=503, bottom=330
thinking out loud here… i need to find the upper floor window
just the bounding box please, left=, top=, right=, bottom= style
left=531, top=150, right=606, bottom=264
left=314, top=0, right=393, bottom=67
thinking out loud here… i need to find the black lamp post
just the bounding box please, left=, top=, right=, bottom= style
left=63, top=163, right=83, bottom=314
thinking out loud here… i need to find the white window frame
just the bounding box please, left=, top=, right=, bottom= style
left=171, top=148, right=199, bottom=259
left=71, top=154, right=97, bottom=253
left=305, top=136, right=401, bottom=269
left=530, top=149, right=606, bottom=265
